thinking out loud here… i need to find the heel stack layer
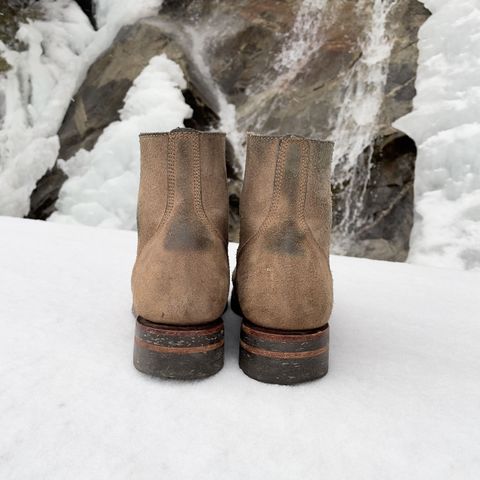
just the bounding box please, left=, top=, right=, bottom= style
left=239, top=320, right=329, bottom=385
left=134, top=317, right=224, bottom=380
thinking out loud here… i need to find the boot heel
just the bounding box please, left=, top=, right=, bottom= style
left=239, top=320, right=329, bottom=385
left=134, top=317, right=224, bottom=380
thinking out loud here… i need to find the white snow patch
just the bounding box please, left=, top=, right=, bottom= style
left=49, top=54, right=191, bottom=229
left=0, top=0, right=163, bottom=217
left=95, top=0, right=164, bottom=30
left=395, top=0, right=480, bottom=270
left=0, top=216, right=479, bottom=479
left=0, top=0, right=93, bottom=216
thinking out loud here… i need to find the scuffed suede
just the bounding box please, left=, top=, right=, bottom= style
left=132, top=129, right=229, bottom=325
left=235, top=133, right=334, bottom=331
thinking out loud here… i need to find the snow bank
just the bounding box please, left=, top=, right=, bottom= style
left=395, top=0, right=480, bottom=270
left=49, top=55, right=191, bottom=229
left=0, top=0, right=163, bottom=217
left=1, top=216, right=479, bottom=479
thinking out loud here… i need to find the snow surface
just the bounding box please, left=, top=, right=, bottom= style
left=1, top=216, right=479, bottom=479
left=395, top=0, right=480, bottom=271
left=49, top=55, right=191, bottom=229
left=0, top=0, right=163, bottom=217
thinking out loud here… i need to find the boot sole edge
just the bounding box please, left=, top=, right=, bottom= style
left=133, top=317, right=224, bottom=380
left=239, top=319, right=329, bottom=385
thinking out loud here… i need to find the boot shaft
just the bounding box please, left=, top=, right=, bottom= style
left=133, top=129, right=229, bottom=325
left=239, top=133, right=333, bottom=253
left=137, top=129, right=228, bottom=253
left=235, top=133, right=334, bottom=332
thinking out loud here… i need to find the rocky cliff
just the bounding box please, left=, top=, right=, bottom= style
left=24, top=0, right=429, bottom=260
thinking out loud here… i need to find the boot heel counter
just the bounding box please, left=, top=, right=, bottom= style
left=237, top=237, right=332, bottom=331
left=133, top=232, right=229, bottom=324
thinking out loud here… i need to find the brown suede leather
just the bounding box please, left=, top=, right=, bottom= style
left=234, top=133, right=334, bottom=331
left=132, top=129, right=229, bottom=325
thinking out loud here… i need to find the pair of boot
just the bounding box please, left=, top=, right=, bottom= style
left=131, top=128, right=333, bottom=385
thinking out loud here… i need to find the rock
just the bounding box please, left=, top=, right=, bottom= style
left=29, top=21, right=184, bottom=219
left=210, top=1, right=366, bottom=138
left=332, top=130, right=415, bottom=261
left=28, top=19, right=242, bottom=238
left=153, top=0, right=429, bottom=260
left=73, top=0, right=96, bottom=29
left=380, top=1, right=431, bottom=129
left=350, top=1, right=428, bottom=260
left=28, top=0, right=430, bottom=257
left=57, top=22, right=189, bottom=163
left=355, top=132, right=416, bottom=261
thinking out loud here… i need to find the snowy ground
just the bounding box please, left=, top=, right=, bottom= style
left=1, top=216, right=479, bottom=479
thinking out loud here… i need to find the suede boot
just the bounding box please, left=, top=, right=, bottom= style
left=232, top=133, right=334, bottom=384
left=132, top=128, right=229, bottom=379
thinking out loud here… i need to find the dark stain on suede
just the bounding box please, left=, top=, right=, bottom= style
left=284, top=141, right=302, bottom=205
left=265, top=141, right=306, bottom=255
left=164, top=211, right=212, bottom=251
left=266, top=220, right=305, bottom=255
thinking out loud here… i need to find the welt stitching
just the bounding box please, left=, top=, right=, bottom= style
left=268, top=138, right=287, bottom=223
left=193, top=134, right=226, bottom=243
left=298, top=140, right=310, bottom=228
left=193, top=133, right=201, bottom=213
left=137, top=137, right=173, bottom=260
left=299, top=142, right=332, bottom=283
left=303, top=144, right=332, bottom=252
left=157, top=133, right=175, bottom=232
left=246, top=132, right=334, bottom=145
left=140, top=132, right=226, bottom=137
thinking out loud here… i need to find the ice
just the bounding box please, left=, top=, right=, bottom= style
left=0, top=136, right=59, bottom=214
left=0, top=216, right=479, bottom=479
left=273, top=0, right=328, bottom=79
left=95, top=0, right=164, bottom=30
left=182, top=24, right=244, bottom=165
left=331, top=0, right=398, bottom=244
left=0, top=0, right=163, bottom=217
left=0, top=0, right=93, bottom=216
left=395, top=0, right=480, bottom=270
left=48, top=55, right=191, bottom=229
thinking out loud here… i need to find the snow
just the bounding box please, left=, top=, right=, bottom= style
left=1, top=216, right=479, bottom=479
left=395, top=0, right=480, bottom=271
left=0, top=0, right=163, bottom=217
left=49, top=55, right=191, bottom=229
left=0, top=0, right=93, bottom=216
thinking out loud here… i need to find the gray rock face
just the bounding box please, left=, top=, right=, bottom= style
left=345, top=132, right=416, bottom=261
left=180, top=0, right=428, bottom=260
left=28, top=20, right=241, bottom=230
left=30, top=21, right=186, bottom=218
left=57, top=23, right=187, bottom=162
left=28, top=0, right=430, bottom=260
